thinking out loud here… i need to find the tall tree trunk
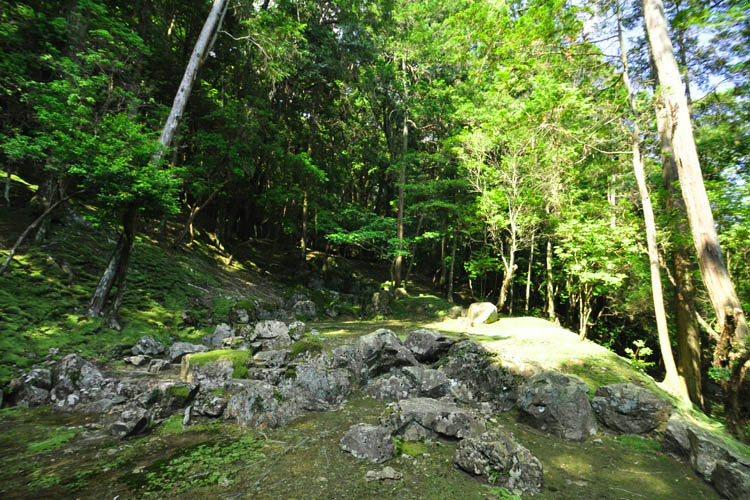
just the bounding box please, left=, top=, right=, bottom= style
left=152, top=0, right=230, bottom=165
left=404, top=213, right=424, bottom=286
left=656, top=96, right=705, bottom=408
left=447, top=232, right=457, bottom=303
left=643, top=0, right=749, bottom=432
left=4, top=168, right=10, bottom=206
left=439, top=235, right=447, bottom=286
left=394, top=57, right=408, bottom=289
left=618, top=3, right=688, bottom=401
left=87, top=205, right=137, bottom=318
left=173, top=185, right=221, bottom=247
left=546, top=238, right=556, bottom=322
left=300, top=189, right=308, bottom=265
left=525, top=232, right=535, bottom=312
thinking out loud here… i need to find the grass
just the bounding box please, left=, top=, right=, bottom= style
left=26, top=427, right=83, bottom=454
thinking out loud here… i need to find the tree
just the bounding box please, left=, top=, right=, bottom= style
left=642, top=0, right=750, bottom=433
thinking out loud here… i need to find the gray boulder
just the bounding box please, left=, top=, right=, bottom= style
left=454, top=427, right=544, bottom=495
left=288, top=320, right=306, bottom=341
left=124, top=355, right=150, bottom=367
left=254, top=320, right=293, bottom=349
left=50, top=354, right=106, bottom=409
left=438, top=341, right=516, bottom=410
left=713, top=460, right=750, bottom=500
left=333, top=329, right=418, bottom=383
left=293, top=300, right=317, bottom=317
left=403, top=329, right=455, bottom=363
left=246, top=367, right=287, bottom=385
left=591, top=383, right=672, bottom=434
left=147, top=359, right=170, bottom=373
left=663, top=413, right=692, bottom=457
left=202, top=323, right=236, bottom=348
left=467, top=302, right=498, bottom=326
left=688, top=425, right=741, bottom=481
left=253, top=349, right=290, bottom=367
left=181, top=356, right=234, bottom=389
left=25, top=368, right=53, bottom=390
left=340, top=423, right=395, bottom=464
left=193, top=393, right=229, bottom=418
left=365, top=466, right=402, bottom=481
left=366, top=366, right=451, bottom=402
left=168, top=342, right=209, bottom=363
left=518, top=371, right=597, bottom=442
left=447, top=305, right=464, bottom=319
left=225, top=380, right=301, bottom=429
left=131, top=336, right=165, bottom=357
left=110, top=406, right=151, bottom=438
left=138, top=382, right=197, bottom=419
left=381, top=397, right=485, bottom=440
left=286, top=364, right=352, bottom=411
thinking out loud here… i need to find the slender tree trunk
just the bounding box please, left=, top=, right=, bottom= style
left=0, top=192, right=76, bottom=277
left=618, top=4, right=688, bottom=401
left=404, top=213, right=424, bottom=286
left=4, top=168, right=10, bottom=206
left=656, top=96, right=705, bottom=408
left=447, top=231, right=457, bottom=303
left=439, top=235, right=447, bottom=286
left=643, top=0, right=749, bottom=431
left=546, top=238, right=556, bottom=321
left=525, top=232, right=535, bottom=312
left=34, top=177, right=58, bottom=244
left=394, top=57, right=408, bottom=289
left=300, top=189, right=308, bottom=265
left=87, top=205, right=137, bottom=317
left=173, top=185, right=221, bottom=247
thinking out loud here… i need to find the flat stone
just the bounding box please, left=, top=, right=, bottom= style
left=340, top=423, right=395, bottom=464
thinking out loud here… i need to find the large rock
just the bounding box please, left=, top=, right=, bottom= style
left=403, top=329, right=455, bottom=363
left=288, top=321, right=306, bottom=341
left=138, top=382, right=197, bottom=419
left=254, top=320, right=293, bottom=349
left=333, top=329, right=419, bottom=383
left=110, top=406, right=151, bottom=438
left=11, top=368, right=53, bottom=407
left=193, top=392, right=229, bottom=418
left=181, top=356, right=234, bottom=389
left=50, top=354, right=106, bottom=409
left=467, top=302, right=498, bottom=326
left=591, top=383, right=672, bottom=434
left=340, top=423, right=395, bottom=464
left=131, top=336, right=165, bottom=357
left=366, top=366, right=451, bottom=402
left=253, top=350, right=290, bottom=367
left=202, top=323, right=236, bottom=348
left=293, top=300, right=317, bottom=317
left=438, top=341, right=516, bottom=410
left=518, top=371, right=597, bottom=442
left=663, top=413, right=692, bottom=457
left=454, top=427, right=544, bottom=495
left=285, top=363, right=352, bottom=411
left=381, top=397, right=485, bottom=440
left=168, top=342, right=209, bottom=363
left=225, top=380, right=301, bottom=429
left=713, top=460, right=750, bottom=500
left=688, top=425, right=742, bottom=482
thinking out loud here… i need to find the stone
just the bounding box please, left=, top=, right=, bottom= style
left=365, top=467, right=402, bottom=481
left=467, top=302, right=498, bottom=326
left=253, top=350, right=291, bottom=367
left=403, top=329, right=455, bottom=363
left=49, top=354, right=106, bottom=409
left=181, top=356, right=234, bottom=389
left=202, top=323, right=236, bottom=348
left=246, top=367, right=287, bottom=385
left=193, top=393, right=229, bottom=417
left=333, top=329, right=418, bottom=383
left=438, top=341, right=516, bottom=410
left=340, top=423, right=395, bottom=464
left=447, top=305, right=464, bottom=319
left=124, top=355, right=150, bottom=367
left=229, top=306, right=251, bottom=324
left=254, top=320, right=289, bottom=339
left=131, top=336, right=165, bottom=357
left=147, top=359, right=170, bottom=373
left=168, top=342, right=209, bottom=363
left=713, top=460, right=750, bottom=500
left=366, top=367, right=451, bottom=402
left=454, top=427, right=544, bottom=495
left=288, top=320, right=306, bottom=341
left=381, top=397, right=485, bottom=440
left=24, top=368, right=53, bottom=390
left=183, top=405, right=192, bottom=426
left=14, top=383, right=50, bottom=407
left=110, top=407, right=151, bottom=438
left=225, top=380, right=301, bottom=429
left=518, top=371, right=597, bottom=442
left=293, top=300, right=317, bottom=317
left=139, top=382, right=197, bottom=419
left=287, top=364, right=352, bottom=411
left=591, top=383, right=672, bottom=434
left=367, top=289, right=393, bottom=316
left=688, top=425, right=739, bottom=481
left=663, top=414, right=692, bottom=458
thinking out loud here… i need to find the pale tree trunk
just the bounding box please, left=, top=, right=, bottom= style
left=404, top=213, right=424, bottom=286
left=656, top=95, right=705, bottom=408
left=643, top=0, right=749, bottom=432
left=89, top=0, right=229, bottom=320
left=546, top=238, right=556, bottom=322
left=173, top=185, right=221, bottom=247
left=4, top=168, right=10, bottom=206
left=439, top=235, right=447, bottom=286
left=300, top=189, right=308, bottom=264
left=618, top=4, right=688, bottom=401
left=525, top=232, right=535, bottom=312
left=394, top=57, right=408, bottom=289
left=447, top=231, right=457, bottom=303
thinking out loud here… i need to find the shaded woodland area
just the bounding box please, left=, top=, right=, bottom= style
left=1, top=0, right=749, bottom=439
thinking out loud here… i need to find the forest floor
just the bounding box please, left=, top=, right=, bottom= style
left=0, top=182, right=745, bottom=499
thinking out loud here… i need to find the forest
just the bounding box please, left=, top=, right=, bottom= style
left=0, top=0, right=749, bottom=487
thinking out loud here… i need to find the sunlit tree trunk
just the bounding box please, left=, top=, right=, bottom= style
left=525, top=232, right=535, bottom=312
left=546, top=238, right=556, bottom=322
left=643, top=0, right=749, bottom=431
left=447, top=231, right=457, bottom=303
left=618, top=3, right=688, bottom=401
left=394, top=57, right=408, bottom=289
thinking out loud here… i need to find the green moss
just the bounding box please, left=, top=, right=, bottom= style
left=394, top=438, right=428, bottom=457
left=27, top=427, right=83, bottom=454
left=187, top=349, right=252, bottom=378
left=167, top=385, right=191, bottom=398
left=289, top=338, right=323, bottom=359
left=157, top=415, right=185, bottom=435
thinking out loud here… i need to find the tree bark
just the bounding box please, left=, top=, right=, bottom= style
left=643, top=0, right=748, bottom=431
left=4, top=168, right=10, bottom=206
left=656, top=96, right=705, bottom=408
left=394, top=57, right=408, bottom=289
left=447, top=231, right=457, bottom=303
left=173, top=185, right=221, bottom=247
left=152, top=0, right=230, bottom=164
left=546, top=238, right=556, bottom=321
left=300, top=189, right=308, bottom=265
left=0, top=192, right=76, bottom=277
left=525, top=232, right=535, bottom=312
left=439, top=235, right=447, bottom=286
left=404, top=213, right=424, bottom=286
left=618, top=3, right=688, bottom=401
